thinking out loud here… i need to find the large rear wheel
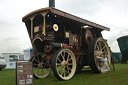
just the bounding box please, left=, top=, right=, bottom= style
left=31, top=52, right=52, bottom=78
left=52, top=48, right=76, bottom=80
left=88, top=38, right=111, bottom=73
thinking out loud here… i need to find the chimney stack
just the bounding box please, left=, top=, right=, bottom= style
left=49, top=0, right=55, bottom=7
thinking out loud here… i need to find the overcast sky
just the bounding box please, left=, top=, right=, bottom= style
left=0, top=0, right=128, bottom=53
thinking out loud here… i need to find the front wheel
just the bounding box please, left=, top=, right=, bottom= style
left=52, top=48, right=76, bottom=80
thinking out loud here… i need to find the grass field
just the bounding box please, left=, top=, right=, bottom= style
left=0, top=63, right=128, bottom=85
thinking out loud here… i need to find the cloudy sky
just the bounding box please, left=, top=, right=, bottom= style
left=0, top=0, right=128, bottom=53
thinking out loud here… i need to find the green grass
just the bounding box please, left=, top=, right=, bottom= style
left=0, top=63, right=128, bottom=85
left=0, top=69, right=16, bottom=85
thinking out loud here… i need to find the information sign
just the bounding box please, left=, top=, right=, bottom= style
left=16, top=61, right=34, bottom=85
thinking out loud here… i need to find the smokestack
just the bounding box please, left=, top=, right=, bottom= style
left=49, top=0, right=55, bottom=7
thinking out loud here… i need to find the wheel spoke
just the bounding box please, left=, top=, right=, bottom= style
left=63, top=52, right=65, bottom=58
left=57, top=65, right=62, bottom=72
left=67, top=54, right=70, bottom=61
left=43, top=68, right=46, bottom=74
left=67, top=66, right=72, bottom=71
left=36, top=67, right=39, bottom=74
left=42, top=56, right=48, bottom=62
left=41, top=68, right=44, bottom=75
left=69, top=63, right=73, bottom=66
left=64, top=69, right=66, bottom=77
left=33, top=67, right=37, bottom=70
left=36, top=55, right=40, bottom=62
left=68, top=57, right=72, bottom=62
left=61, top=67, right=65, bottom=76
left=33, top=64, right=38, bottom=66
left=99, top=40, right=102, bottom=50
left=57, top=57, right=62, bottom=62
left=34, top=57, right=40, bottom=63
left=101, top=46, right=106, bottom=51
left=45, top=68, right=48, bottom=71
left=56, top=63, right=61, bottom=66
left=102, top=50, right=106, bottom=56
left=96, top=44, right=100, bottom=50
left=60, top=53, right=65, bottom=61
left=67, top=67, right=70, bottom=74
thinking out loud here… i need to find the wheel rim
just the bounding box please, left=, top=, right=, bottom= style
left=54, top=49, right=76, bottom=80
left=94, top=38, right=111, bottom=70
left=31, top=53, right=52, bottom=78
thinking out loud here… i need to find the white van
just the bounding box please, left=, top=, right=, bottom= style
left=0, top=54, right=6, bottom=70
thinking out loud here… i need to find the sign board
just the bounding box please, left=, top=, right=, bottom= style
left=16, top=61, right=34, bottom=85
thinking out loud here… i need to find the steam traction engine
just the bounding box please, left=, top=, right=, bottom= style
left=22, top=7, right=111, bottom=80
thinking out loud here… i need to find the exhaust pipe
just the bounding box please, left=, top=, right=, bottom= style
left=49, top=0, right=55, bottom=7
